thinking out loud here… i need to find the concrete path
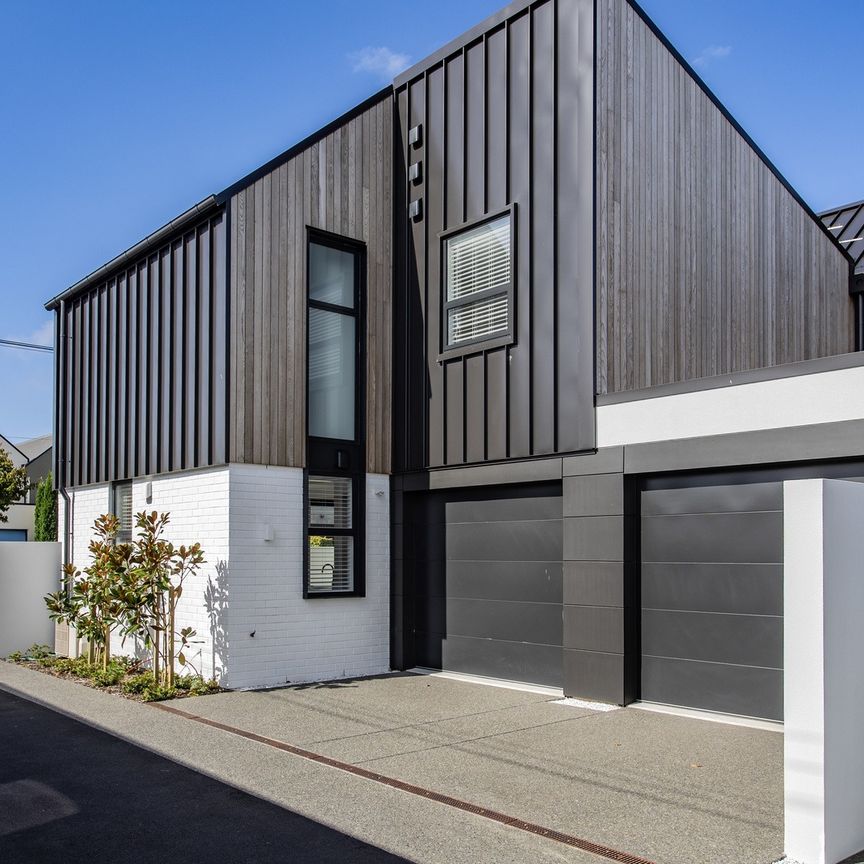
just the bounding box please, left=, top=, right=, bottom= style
left=0, top=663, right=784, bottom=864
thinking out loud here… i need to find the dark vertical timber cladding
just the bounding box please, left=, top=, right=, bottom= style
left=226, top=94, right=393, bottom=473
left=57, top=212, right=227, bottom=488
left=595, top=0, right=854, bottom=395
left=395, top=0, right=595, bottom=471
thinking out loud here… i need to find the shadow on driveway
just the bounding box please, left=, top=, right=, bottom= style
left=0, top=690, right=408, bottom=864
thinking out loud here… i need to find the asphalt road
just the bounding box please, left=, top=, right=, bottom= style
left=0, top=689, right=409, bottom=864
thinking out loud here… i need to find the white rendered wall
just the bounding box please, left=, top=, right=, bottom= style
left=0, top=542, right=61, bottom=656
left=597, top=365, right=864, bottom=446
left=225, top=466, right=390, bottom=689
left=784, top=479, right=864, bottom=864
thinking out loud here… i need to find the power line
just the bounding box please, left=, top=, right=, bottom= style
left=0, top=338, right=53, bottom=353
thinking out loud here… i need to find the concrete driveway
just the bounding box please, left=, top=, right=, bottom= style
left=163, top=672, right=784, bottom=864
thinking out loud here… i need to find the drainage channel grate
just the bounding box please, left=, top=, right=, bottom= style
left=152, top=702, right=657, bottom=864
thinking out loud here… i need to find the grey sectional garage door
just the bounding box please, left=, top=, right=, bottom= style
left=641, top=481, right=783, bottom=721
left=412, top=483, right=563, bottom=687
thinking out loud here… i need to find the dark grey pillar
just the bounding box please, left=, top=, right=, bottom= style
left=562, top=448, right=626, bottom=704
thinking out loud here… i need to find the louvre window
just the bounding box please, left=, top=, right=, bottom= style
left=113, top=482, right=133, bottom=542
left=306, top=475, right=356, bottom=594
left=444, top=213, right=513, bottom=350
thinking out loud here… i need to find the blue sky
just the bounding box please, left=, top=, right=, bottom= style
left=1, top=0, right=862, bottom=444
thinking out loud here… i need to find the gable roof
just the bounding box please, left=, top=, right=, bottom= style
left=821, top=200, right=864, bottom=276
left=0, top=434, right=28, bottom=466
left=15, top=434, right=52, bottom=462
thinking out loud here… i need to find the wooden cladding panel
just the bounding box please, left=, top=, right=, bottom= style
left=395, top=0, right=596, bottom=472
left=595, top=0, right=855, bottom=395
left=228, top=96, right=393, bottom=474
left=58, top=212, right=227, bottom=488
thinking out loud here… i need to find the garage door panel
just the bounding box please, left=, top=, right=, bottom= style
left=641, top=482, right=782, bottom=516
left=412, top=482, right=563, bottom=687
left=642, top=609, right=782, bottom=668
left=442, top=493, right=562, bottom=523
left=642, top=563, right=783, bottom=615
left=415, top=631, right=562, bottom=687
left=416, top=560, right=562, bottom=603
left=642, top=656, right=783, bottom=721
left=642, top=512, right=783, bottom=564
left=446, top=519, right=562, bottom=562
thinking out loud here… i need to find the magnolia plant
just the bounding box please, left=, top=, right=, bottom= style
left=46, top=514, right=130, bottom=669
left=46, top=510, right=205, bottom=687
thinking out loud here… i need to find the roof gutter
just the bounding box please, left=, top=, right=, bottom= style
left=44, top=194, right=220, bottom=310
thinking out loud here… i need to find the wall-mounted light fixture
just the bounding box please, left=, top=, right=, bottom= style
left=408, top=124, right=423, bottom=147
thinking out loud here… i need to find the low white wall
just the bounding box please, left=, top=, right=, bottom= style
left=597, top=365, right=864, bottom=446
left=784, top=479, right=864, bottom=864
left=0, top=542, right=61, bottom=656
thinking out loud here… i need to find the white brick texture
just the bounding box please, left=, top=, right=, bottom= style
left=63, top=466, right=390, bottom=689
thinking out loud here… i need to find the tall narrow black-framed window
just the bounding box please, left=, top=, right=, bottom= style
left=112, top=481, right=133, bottom=542
left=305, top=231, right=366, bottom=598
left=440, top=208, right=514, bottom=357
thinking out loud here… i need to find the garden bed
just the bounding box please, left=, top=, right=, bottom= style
left=5, top=644, right=222, bottom=702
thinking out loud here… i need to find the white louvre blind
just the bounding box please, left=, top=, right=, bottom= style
left=307, top=475, right=354, bottom=593
left=115, top=483, right=133, bottom=541
left=445, top=214, right=511, bottom=347
left=308, top=537, right=354, bottom=593
left=448, top=294, right=509, bottom=345
left=446, top=215, right=511, bottom=301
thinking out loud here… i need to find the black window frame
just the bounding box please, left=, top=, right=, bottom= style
left=439, top=204, right=516, bottom=360
left=303, top=228, right=366, bottom=599
left=112, top=480, right=133, bottom=542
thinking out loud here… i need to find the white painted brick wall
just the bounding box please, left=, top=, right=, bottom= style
left=62, top=465, right=390, bottom=689
left=226, top=466, right=390, bottom=689
left=132, top=467, right=230, bottom=681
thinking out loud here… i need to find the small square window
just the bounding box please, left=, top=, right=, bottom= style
left=443, top=213, right=513, bottom=352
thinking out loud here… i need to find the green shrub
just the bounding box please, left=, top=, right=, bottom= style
left=33, top=473, right=57, bottom=542
left=121, top=672, right=155, bottom=695
left=91, top=665, right=124, bottom=687
left=26, top=644, right=52, bottom=660
left=140, top=684, right=178, bottom=702
left=6, top=650, right=22, bottom=662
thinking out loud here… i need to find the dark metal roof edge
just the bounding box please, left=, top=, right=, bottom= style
left=394, top=0, right=533, bottom=88
left=622, top=0, right=853, bottom=265
left=215, top=85, right=392, bottom=202
left=44, top=195, right=221, bottom=310
left=819, top=197, right=864, bottom=218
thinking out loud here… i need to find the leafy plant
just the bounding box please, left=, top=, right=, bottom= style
left=25, top=643, right=53, bottom=660
left=121, top=512, right=205, bottom=688
left=0, top=447, right=30, bottom=523
left=45, top=515, right=132, bottom=670
left=6, top=650, right=22, bottom=662
left=33, top=473, right=57, bottom=541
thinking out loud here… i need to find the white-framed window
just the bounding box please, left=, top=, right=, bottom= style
left=443, top=211, right=513, bottom=352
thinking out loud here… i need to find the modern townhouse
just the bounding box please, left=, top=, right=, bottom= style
left=47, top=0, right=863, bottom=733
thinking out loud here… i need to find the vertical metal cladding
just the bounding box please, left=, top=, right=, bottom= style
left=56, top=211, right=227, bottom=488
left=394, top=0, right=596, bottom=471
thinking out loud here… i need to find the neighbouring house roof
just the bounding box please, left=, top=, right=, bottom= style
left=821, top=199, right=864, bottom=276
left=0, top=434, right=27, bottom=466
left=14, top=434, right=52, bottom=462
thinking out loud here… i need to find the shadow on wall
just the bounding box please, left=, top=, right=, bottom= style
left=204, top=561, right=229, bottom=685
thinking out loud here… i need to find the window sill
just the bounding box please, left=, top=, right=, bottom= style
left=437, top=333, right=514, bottom=363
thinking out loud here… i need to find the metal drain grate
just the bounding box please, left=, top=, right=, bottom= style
left=152, top=702, right=657, bottom=864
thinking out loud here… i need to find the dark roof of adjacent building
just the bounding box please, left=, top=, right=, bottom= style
left=821, top=199, right=864, bottom=276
